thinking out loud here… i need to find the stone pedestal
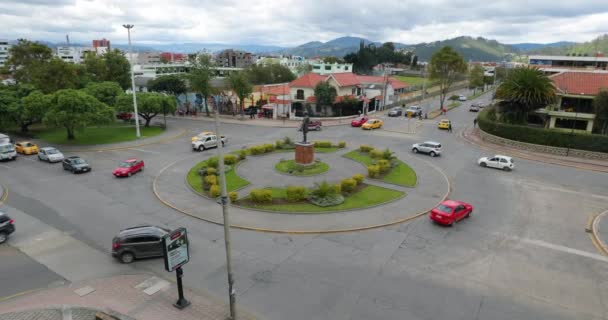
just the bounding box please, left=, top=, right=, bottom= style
left=295, top=142, right=314, bottom=165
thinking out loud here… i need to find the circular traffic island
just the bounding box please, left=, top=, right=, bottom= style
left=275, top=159, right=329, bottom=176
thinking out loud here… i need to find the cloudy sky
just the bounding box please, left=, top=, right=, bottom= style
left=1, top=0, right=607, bottom=46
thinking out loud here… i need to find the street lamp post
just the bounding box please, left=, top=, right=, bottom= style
left=123, top=24, right=141, bottom=138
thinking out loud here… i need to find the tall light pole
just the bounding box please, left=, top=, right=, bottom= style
left=123, top=24, right=141, bottom=138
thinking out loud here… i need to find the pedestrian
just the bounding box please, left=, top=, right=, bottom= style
left=448, top=122, right=453, bottom=133
left=473, top=118, right=478, bottom=128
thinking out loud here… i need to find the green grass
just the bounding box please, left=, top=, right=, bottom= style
left=272, top=146, right=341, bottom=153
left=240, top=185, right=404, bottom=213
left=34, top=125, right=164, bottom=145
left=275, top=160, right=329, bottom=176
left=467, top=90, right=486, bottom=100
left=394, top=76, right=426, bottom=86
left=343, top=150, right=417, bottom=187
left=187, top=159, right=250, bottom=194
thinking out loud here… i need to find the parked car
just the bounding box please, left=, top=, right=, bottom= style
left=387, top=107, right=402, bottom=117
left=15, top=141, right=39, bottom=155
left=362, top=119, right=383, bottom=130
left=112, top=225, right=170, bottom=263
left=0, top=211, right=15, bottom=244
left=437, top=119, right=451, bottom=129
left=116, top=112, right=133, bottom=121
left=351, top=116, right=369, bottom=127
left=412, top=141, right=442, bottom=157
left=478, top=155, right=514, bottom=171
left=0, top=133, right=12, bottom=144
left=430, top=200, right=473, bottom=226
left=0, top=143, right=16, bottom=161
left=113, top=159, right=145, bottom=177
left=298, top=120, right=322, bottom=131
left=405, top=106, right=422, bottom=117
left=458, top=95, right=467, bottom=101
left=469, top=105, right=480, bottom=112
left=62, top=156, right=91, bottom=173
left=38, top=147, right=64, bottom=163
left=192, top=133, right=227, bottom=151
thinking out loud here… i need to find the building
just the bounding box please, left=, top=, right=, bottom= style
left=92, top=38, right=110, bottom=54
left=216, top=49, right=254, bottom=68
left=0, top=40, right=11, bottom=66
left=56, top=46, right=96, bottom=64
left=311, top=62, right=353, bottom=75
left=536, top=71, right=607, bottom=133
left=160, top=52, right=187, bottom=63
left=136, top=52, right=161, bottom=65
left=529, top=54, right=608, bottom=73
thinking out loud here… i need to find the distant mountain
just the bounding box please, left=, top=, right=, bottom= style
left=279, top=36, right=379, bottom=58
left=510, top=41, right=576, bottom=51
left=408, top=36, right=515, bottom=62
left=524, top=34, right=608, bottom=56
left=145, top=43, right=286, bottom=54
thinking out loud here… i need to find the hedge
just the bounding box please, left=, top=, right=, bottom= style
left=478, top=107, right=608, bottom=153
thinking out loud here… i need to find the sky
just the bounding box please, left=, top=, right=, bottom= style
left=1, top=0, right=607, bottom=46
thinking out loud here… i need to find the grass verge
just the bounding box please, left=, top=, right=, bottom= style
left=343, top=150, right=417, bottom=187
left=34, top=125, right=164, bottom=145
left=275, top=160, right=329, bottom=176
left=187, top=159, right=250, bottom=194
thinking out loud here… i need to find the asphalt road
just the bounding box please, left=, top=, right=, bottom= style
left=1, top=88, right=608, bottom=320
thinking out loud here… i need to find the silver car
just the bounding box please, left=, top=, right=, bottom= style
left=412, top=141, right=442, bottom=157
left=38, top=147, right=65, bottom=163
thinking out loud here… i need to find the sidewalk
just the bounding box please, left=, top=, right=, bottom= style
left=0, top=274, right=256, bottom=320
left=462, top=127, right=608, bottom=173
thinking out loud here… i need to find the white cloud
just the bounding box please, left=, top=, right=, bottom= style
left=0, top=0, right=606, bottom=46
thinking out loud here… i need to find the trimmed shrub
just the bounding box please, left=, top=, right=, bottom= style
left=378, top=159, right=391, bottom=174
left=308, top=181, right=344, bottom=207
left=275, top=140, right=284, bottom=149
left=310, top=181, right=337, bottom=198
left=341, top=178, right=357, bottom=193
left=367, top=165, right=380, bottom=178
left=338, top=141, right=346, bottom=148
left=314, top=141, right=332, bottom=148
left=370, top=149, right=383, bottom=159
left=250, top=189, right=273, bottom=203
left=263, top=143, right=275, bottom=153
left=250, top=145, right=265, bottom=155
left=206, top=157, right=219, bottom=168
left=238, top=149, right=247, bottom=161
left=223, top=154, right=237, bottom=165
left=210, top=185, right=221, bottom=198
left=204, top=175, right=218, bottom=187
left=381, top=148, right=395, bottom=160
left=334, top=183, right=342, bottom=194
left=352, top=174, right=365, bottom=184
left=359, top=145, right=373, bottom=153
left=205, top=167, right=217, bottom=176
left=286, top=186, right=307, bottom=202
left=283, top=136, right=292, bottom=146
left=229, top=191, right=238, bottom=203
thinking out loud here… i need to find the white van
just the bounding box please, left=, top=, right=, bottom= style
left=0, top=133, right=11, bottom=144
left=0, top=143, right=16, bottom=161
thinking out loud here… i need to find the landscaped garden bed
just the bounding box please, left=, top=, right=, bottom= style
left=187, top=154, right=250, bottom=197
left=343, top=146, right=417, bottom=187
left=275, top=159, right=329, bottom=176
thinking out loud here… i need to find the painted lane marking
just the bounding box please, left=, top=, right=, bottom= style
left=131, top=148, right=161, bottom=155
left=515, top=236, right=608, bottom=263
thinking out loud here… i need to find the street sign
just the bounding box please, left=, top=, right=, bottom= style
left=162, top=227, right=190, bottom=272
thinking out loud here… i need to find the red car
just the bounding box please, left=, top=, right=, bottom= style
left=113, top=159, right=144, bottom=177
left=429, top=200, right=473, bottom=226
left=351, top=115, right=369, bottom=127
left=116, top=113, right=133, bottom=121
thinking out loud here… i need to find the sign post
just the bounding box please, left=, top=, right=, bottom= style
left=162, top=227, right=191, bottom=309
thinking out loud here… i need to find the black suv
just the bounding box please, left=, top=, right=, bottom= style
left=0, top=211, right=15, bottom=244
left=112, top=225, right=169, bottom=264
left=62, top=156, right=91, bottom=173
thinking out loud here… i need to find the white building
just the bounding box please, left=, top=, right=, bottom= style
left=256, top=55, right=311, bottom=74
left=56, top=46, right=96, bottom=64
left=0, top=40, right=11, bottom=66
left=311, top=62, right=353, bottom=75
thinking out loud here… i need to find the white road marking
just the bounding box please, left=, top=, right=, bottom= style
left=515, top=236, right=608, bottom=263
left=131, top=148, right=161, bottom=154
left=0, top=164, right=11, bottom=169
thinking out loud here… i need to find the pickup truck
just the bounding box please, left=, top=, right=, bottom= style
left=298, top=120, right=322, bottom=131
left=192, top=134, right=227, bottom=151
left=405, top=106, right=422, bottom=117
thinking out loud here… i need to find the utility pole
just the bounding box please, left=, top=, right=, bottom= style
left=421, top=64, right=428, bottom=116
left=212, top=98, right=237, bottom=320
left=382, top=67, right=389, bottom=111
left=122, top=24, right=141, bottom=138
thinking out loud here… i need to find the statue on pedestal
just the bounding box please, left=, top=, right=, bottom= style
left=300, top=111, right=310, bottom=144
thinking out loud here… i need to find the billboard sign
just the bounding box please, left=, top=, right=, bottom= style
left=162, top=227, right=190, bottom=272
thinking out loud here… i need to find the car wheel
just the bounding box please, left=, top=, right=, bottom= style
left=71, top=168, right=75, bottom=174
left=0, top=231, right=7, bottom=244
left=503, top=166, right=511, bottom=172
left=480, top=162, right=487, bottom=167
left=466, top=211, right=472, bottom=218
left=412, top=148, right=418, bottom=153
left=430, top=151, right=436, bottom=157
left=198, top=145, right=205, bottom=152
left=120, top=252, right=135, bottom=264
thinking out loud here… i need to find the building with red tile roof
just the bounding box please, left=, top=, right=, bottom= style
left=550, top=72, right=608, bottom=96
left=289, top=73, right=326, bottom=88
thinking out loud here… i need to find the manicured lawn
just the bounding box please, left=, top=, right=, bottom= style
left=343, top=150, right=417, bottom=187
left=394, top=76, right=426, bottom=86
left=240, top=185, right=404, bottom=213
left=275, top=160, right=329, bottom=176
left=187, top=159, right=250, bottom=194
left=272, top=146, right=341, bottom=153
left=34, top=125, right=164, bottom=145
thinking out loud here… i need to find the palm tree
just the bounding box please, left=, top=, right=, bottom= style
left=495, top=66, right=556, bottom=123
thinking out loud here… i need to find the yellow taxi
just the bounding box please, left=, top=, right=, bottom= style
left=437, top=119, right=451, bottom=130
left=191, top=131, right=215, bottom=142
left=15, top=141, right=39, bottom=155
left=361, top=119, right=383, bottom=130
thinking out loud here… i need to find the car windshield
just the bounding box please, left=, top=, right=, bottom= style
left=24, top=142, right=34, bottom=147
left=72, top=159, right=86, bottom=165
left=366, top=120, right=374, bottom=124
left=0, top=144, right=14, bottom=152
left=119, top=162, right=133, bottom=167
left=436, top=205, right=453, bottom=214
left=46, top=149, right=59, bottom=154
left=355, top=117, right=365, bottom=121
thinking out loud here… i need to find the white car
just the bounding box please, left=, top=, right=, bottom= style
left=192, top=134, right=227, bottom=151
left=478, top=155, right=514, bottom=171
left=412, top=141, right=442, bottom=157
left=458, top=95, right=467, bottom=101
left=38, top=147, right=65, bottom=163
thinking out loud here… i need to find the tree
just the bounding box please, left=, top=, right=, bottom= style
left=593, top=89, right=608, bottom=135
left=187, top=55, right=214, bottom=116
left=3, top=39, right=53, bottom=84
left=83, top=49, right=131, bottom=89
left=83, top=81, right=124, bottom=107
left=429, top=46, right=468, bottom=111
left=0, top=83, right=36, bottom=130
left=322, top=56, right=343, bottom=64
left=495, top=66, right=556, bottom=122
left=296, top=63, right=313, bottom=75
left=31, top=58, right=87, bottom=93
left=11, top=90, right=51, bottom=132
left=148, top=75, right=187, bottom=106
left=245, top=64, right=295, bottom=85
left=44, top=89, right=114, bottom=140
left=314, top=81, right=337, bottom=116
left=468, top=65, right=485, bottom=93
left=116, top=92, right=176, bottom=127
left=227, top=71, right=253, bottom=118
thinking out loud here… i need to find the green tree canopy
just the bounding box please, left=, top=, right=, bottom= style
left=322, top=56, right=344, bottom=64
left=469, top=65, right=485, bottom=90
left=593, top=89, right=608, bottom=134
left=30, top=57, right=87, bottom=93
left=245, top=64, right=296, bottom=85
left=314, top=81, right=337, bottom=116
left=227, top=71, right=253, bottom=118
left=148, top=75, right=187, bottom=98
left=429, top=46, right=468, bottom=110
left=116, top=92, right=176, bottom=127
left=44, top=89, right=114, bottom=140
left=187, top=55, right=215, bottom=116
left=11, top=90, right=52, bottom=132
left=3, top=39, right=53, bottom=83
left=83, top=81, right=124, bottom=107
left=83, top=49, right=131, bottom=89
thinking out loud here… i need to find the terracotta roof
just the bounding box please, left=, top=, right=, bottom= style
left=389, top=78, right=408, bottom=89
left=328, top=73, right=360, bottom=87
left=290, top=73, right=326, bottom=88
left=258, top=83, right=290, bottom=96
left=551, top=72, right=608, bottom=96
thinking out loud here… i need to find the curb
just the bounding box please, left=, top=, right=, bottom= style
left=589, top=210, right=608, bottom=256
left=57, top=129, right=188, bottom=153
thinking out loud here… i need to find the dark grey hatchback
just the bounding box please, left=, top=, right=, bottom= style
left=112, top=225, right=170, bottom=264
left=0, top=211, right=15, bottom=244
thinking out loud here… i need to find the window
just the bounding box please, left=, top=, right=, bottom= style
left=352, top=88, right=356, bottom=94
left=296, top=90, right=304, bottom=100
left=345, top=66, right=349, bottom=71
left=500, top=158, right=508, bottom=163
left=313, top=66, right=321, bottom=70
left=325, top=65, right=331, bottom=70
left=357, top=88, right=362, bottom=95
left=555, top=118, right=588, bottom=130
left=0, top=215, right=9, bottom=223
